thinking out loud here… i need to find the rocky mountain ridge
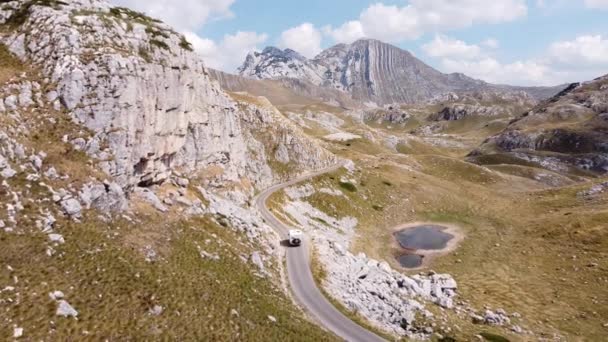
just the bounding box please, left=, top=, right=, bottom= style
left=0, top=0, right=336, bottom=197
left=469, top=75, right=608, bottom=174
left=239, top=39, right=565, bottom=106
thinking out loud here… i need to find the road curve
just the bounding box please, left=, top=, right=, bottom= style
left=255, top=162, right=386, bottom=342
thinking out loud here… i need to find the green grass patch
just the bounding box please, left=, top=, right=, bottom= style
left=479, top=332, right=511, bottom=342
left=109, top=6, right=162, bottom=24
left=0, top=215, right=337, bottom=340
left=2, top=0, right=68, bottom=28
left=372, top=205, right=384, bottom=212
left=150, top=38, right=169, bottom=51
left=339, top=181, right=357, bottom=192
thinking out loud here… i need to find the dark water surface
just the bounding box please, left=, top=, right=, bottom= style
left=394, top=225, right=454, bottom=251
left=396, top=254, right=424, bottom=268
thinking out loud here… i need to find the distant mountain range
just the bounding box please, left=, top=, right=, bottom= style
left=237, top=39, right=565, bottom=105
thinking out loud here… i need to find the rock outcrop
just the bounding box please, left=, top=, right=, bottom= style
left=0, top=0, right=335, bottom=194
left=469, top=75, right=608, bottom=174
left=429, top=104, right=504, bottom=121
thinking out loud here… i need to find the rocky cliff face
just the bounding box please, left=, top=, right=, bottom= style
left=238, top=47, right=327, bottom=86
left=469, top=75, right=608, bottom=174
left=239, top=39, right=564, bottom=106
left=0, top=0, right=335, bottom=193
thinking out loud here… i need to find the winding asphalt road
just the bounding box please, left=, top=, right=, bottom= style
left=256, top=162, right=385, bottom=342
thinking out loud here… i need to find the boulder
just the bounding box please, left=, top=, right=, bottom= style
left=56, top=300, right=78, bottom=318
left=60, top=198, right=82, bottom=218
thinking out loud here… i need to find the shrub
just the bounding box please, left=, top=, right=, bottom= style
left=179, top=36, right=194, bottom=51
left=339, top=181, right=357, bottom=192
left=150, top=39, right=169, bottom=51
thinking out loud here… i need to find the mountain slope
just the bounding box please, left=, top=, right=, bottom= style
left=0, top=1, right=340, bottom=340
left=209, top=68, right=359, bottom=108
left=0, top=0, right=336, bottom=191
left=239, top=39, right=564, bottom=105
left=469, top=75, right=608, bottom=175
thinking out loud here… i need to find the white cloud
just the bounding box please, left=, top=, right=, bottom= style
left=584, top=0, right=608, bottom=9
left=326, top=0, right=527, bottom=44
left=110, top=0, right=235, bottom=32
left=441, top=58, right=560, bottom=86
left=429, top=34, right=608, bottom=86
left=278, top=23, right=322, bottom=58
left=323, top=21, right=365, bottom=44
left=549, top=35, right=608, bottom=66
left=187, top=31, right=268, bottom=72
left=422, top=35, right=482, bottom=59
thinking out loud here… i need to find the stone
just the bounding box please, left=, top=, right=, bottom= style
left=176, top=177, right=190, bottom=188
left=48, top=234, right=65, bottom=244
left=274, top=143, right=290, bottom=164
left=175, top=197, right=193, bottom=207
left=56, top=300, right=78, bottom=317
left=511, top=325, right=524, bottom=334
left=251, top=252, right=265, bottom=272
left=30, top=155, right=43, bottom=171
left=199, top=249, right=220, bottom=261
left=49, top=291, right=65, bottom=300
left=144, top=246, right=158, bottom=263
left=4, top=95, right=17, bottom=111
left=482, top=310, right=511, bottom=326
left=1, top=166, right=17, bottom=179
left=80, top=181, right=128, bottom=212
left=149, top=305, right=163, bottom=316
left=134, top=188, right=167, bottom=213
left=44, top=167, right=59, bottom=179
left=60, top=198, right=82, bottom=218
left=13, top=327, right=23, bottom=339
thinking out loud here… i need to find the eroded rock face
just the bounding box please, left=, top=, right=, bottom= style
left=430, top=104, right=504, bottom=121
left=0, top=0, right=334, bottom=192
left=471, top=76, right=608, bottom=174
left=239, top=39, right=564, bottom=105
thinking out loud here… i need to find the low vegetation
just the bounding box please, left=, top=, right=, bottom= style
left=0, top=215, right=337, bottom=340
left=266, top=101, right=608, bottom=340
left=1, top=0, right=68, bottom=28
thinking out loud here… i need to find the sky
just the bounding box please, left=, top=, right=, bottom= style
left=110, top=0, right=608, bottom=86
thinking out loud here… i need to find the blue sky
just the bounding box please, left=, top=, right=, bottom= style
left=112, top=0, right=608, bottom=86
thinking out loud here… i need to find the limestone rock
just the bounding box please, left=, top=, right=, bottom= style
left=79, top=181, right=128, bottom=212
left=133, top=188, right=167, bottom=213
left=56, top=300, right=78, bottom=317
left=251, top=251, right=265, bottom=272
left=60, top=198, right=82, bottom=218
left=0, top=0, right=336, bottom=195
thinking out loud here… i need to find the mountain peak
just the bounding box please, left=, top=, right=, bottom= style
left=238, top=38, right=560, bottom=105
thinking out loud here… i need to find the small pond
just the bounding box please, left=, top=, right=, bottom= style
left=396, top=254, right=424, bottom=268
left=394, top=225, right=454, bottom=251
left=394, top=225, right=456, bottom=268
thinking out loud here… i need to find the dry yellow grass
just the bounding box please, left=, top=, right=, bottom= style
left=268, top=124, right=608, bottom=340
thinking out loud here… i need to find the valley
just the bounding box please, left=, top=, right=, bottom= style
left=0, top=1, right=605, bottom=341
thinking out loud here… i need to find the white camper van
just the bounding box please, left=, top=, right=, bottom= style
left=288, top=229, right=303, bottom=246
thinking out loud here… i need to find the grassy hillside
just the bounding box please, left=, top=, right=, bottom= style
left=266, top=103, right=608, bottom=340
left=0, top=42, right=336, bottom=340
